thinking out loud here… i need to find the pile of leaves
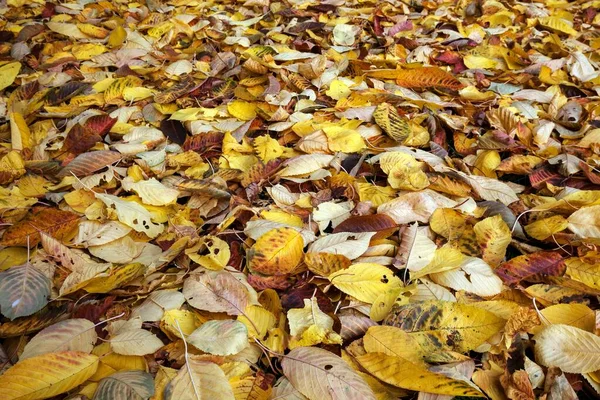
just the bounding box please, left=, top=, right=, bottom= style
left=0, top=0, right=600, bottom=398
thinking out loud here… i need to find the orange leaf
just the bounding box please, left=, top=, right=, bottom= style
left=395, top=67, right=464, bottom=90
left=0, top=207, right=80, bottom=247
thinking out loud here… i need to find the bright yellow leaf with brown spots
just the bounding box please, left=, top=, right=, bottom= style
left=248, top=227, right=304, bottom=275
left=525, top=215, right=569, bottom=240
left=474, top=215, right=511, bottom=267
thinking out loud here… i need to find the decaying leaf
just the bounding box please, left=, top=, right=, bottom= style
left=0, top=0, right=599, bottom=398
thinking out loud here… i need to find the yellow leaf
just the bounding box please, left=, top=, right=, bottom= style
left=369, top=281, right=405, bottom=322
left=153, top=366, right=178, bottom=400
left=228, top=100, right=257, bottom=121
left=525, top=215, right=568, bottom=240
left=76, top=23, right=109, bottom=38
left=329, top=263, right=401, bottom=303
left=539, top=65, right=568, bottom=85
left=459, top=86, right=496, bottom=101
left=373, top=103, right=411, bottom=143
left=186, top=236, right=231, bottom=270
left=357, top=181, right=396, bottom=207
left=0, top=62, right=21, bottom=92
left=71, top=43, right=107, bottom=60
left=9, top=112, right=31, bottom=151
left=248, top=227, right=304, bottom=275
left=104, top=76, right=143, bottom=105
left=230, top=374, right=272, bottom=400
left=237, top=305, right=276, bottom=339
left=0, top=247, right=29, bottom=271
left=538, top=17, right=578, bottom=36
left=531, top=303, right=595, bottom=334
left=90, top=342, right=146, bottom=381
left=383, top=300, right=506, bottom=353
left=123, top=87, right=156, bottom=101
left=160, top=309, right=201, bottom=339
left=379, top=152, right=429, bottom=191
left=474, top=215, right=511, bottom=267
left=565, top=254, right=600, bottom=290
left=429, top=208, right=470, bottom=241
left=260, top=210, right=303, bottom=227
left=326, top=79, right=351, bottom=100
left=108, top=25, right=127, bottom=47
left=463, top=55, right=498, bottom=69
left=0, top=351, right=99, bottom=400
left=0, top=151, right=26, bottom=184
left=16, top=174, right=49, bottom=198
left=288, top=297, right=342, bottom=348
left=410, top=247, right=464, bottom=279
left=304, top=252, right=351, bottom=276
left=473, top=150, right=501, bottom=178
left=253, top=135, right=284, bottom=162
left=364, top=326, right=428, bottom=364
left=323, top=125, right=366, bottom=153
left=356, top=353, right=482, bottom=396
left=395, top=66, right=464, bottom=90
left=83, top=263, right=145, bottom=293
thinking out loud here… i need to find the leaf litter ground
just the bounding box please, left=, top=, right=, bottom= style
left=0, top=0, right=599, bottom=399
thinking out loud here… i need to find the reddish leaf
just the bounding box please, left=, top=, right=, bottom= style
left=281, top=282, right=334, bottom=313
left=495, top=251, right=566, bottom=285
left=62, top=124, right=102, bottom=156
left=83, top=114, right=117, bottom=135
left=333, top=214, right=398, bottom=239
left=57, top=150, right=121, bottom=178
left=529, top=167, right=562, bottom=189
left=183, top=132, right=223, bottom=157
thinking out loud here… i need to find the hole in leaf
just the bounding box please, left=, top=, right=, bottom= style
left=324, top=364, right=333, bottom=370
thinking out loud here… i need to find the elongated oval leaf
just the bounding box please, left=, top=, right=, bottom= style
left=183, top=270, right=256, bottom=315
left=188, top=320, right=248, bottom=356
left=328, top=263, right=401, bottom=303
left=248, top=227, right=303, bottom=275
left=0, top=351, right=99, bottom=400
left=356, top=353, right=481, bottom=396
left=534, top=324, right=600, bottom=373
left=93, top=370, right=155, bottom=400
left=57, top=150, right=122, bottom=178
left=0, top=207, right=80, bottom=247
left=0, top=264, right=50, bottom=320
left=383, top=300, right=506, bottom=353
left=281, top=346, right=375, bottom=400
left=165, top=358, right=234, bottom=400
left=496, top=251, right=565, bottom=285
left=20, top=318, right=97, bottom=360
left=131, top=290, right=185, bottom=322
left=110, top=328, right=164, bottom=356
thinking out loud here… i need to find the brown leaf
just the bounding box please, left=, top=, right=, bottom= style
left=333, top=214, right=398, bottom=239
left=61, top=124, right=102, bottom=156
left=495, top=251, right=566, bottom=285
left=0, top=207, right=80, bottom=247
left=154, top=75, right=197, bottom=104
